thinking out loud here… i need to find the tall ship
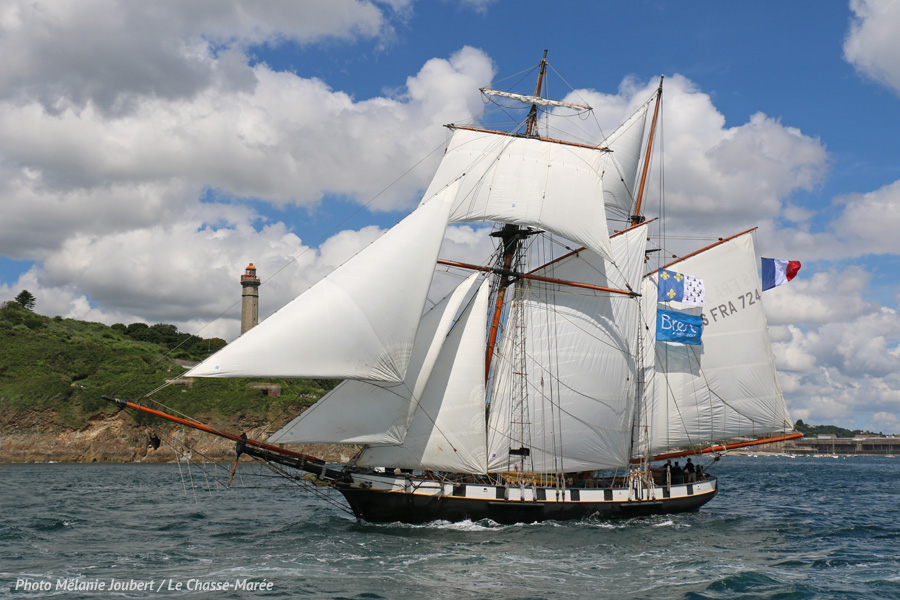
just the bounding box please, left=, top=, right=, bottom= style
left=105, top=52, right=799, bottom=524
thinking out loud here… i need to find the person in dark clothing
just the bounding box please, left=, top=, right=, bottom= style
left=685, top=457, right=696, bottom=483
left=671, top=461, right=684, bottom=485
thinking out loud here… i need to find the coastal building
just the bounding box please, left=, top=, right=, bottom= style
left=758, top=435, right=900, bottom=456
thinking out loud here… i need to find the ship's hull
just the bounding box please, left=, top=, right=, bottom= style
left=335, top=473, right=717, bottom=524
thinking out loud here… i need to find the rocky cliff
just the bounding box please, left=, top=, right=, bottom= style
left=0, top=408, right=355, bottom=464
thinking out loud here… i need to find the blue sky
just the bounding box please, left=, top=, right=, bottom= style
left=1, top=0, right=899, bottom=432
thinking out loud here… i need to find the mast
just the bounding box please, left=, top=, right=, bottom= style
left=525, top=49, right=548, bottom=136
left=631, top=76, right=663, bottom=226
left=484, top=50, right=549, bottom=382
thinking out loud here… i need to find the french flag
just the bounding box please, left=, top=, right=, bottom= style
left=761, top=258, right=801, bottom=291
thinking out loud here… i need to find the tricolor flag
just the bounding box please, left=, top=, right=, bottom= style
left=761, top=258, right=801, bottom=291
left=658, top=269, right=705, bottom=305
left=657, top=309, right=703, bottom=345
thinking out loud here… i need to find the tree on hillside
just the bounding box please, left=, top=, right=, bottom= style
left=14, top=290, right=36, bottom=311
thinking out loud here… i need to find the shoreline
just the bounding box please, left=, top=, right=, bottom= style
left=0, top=410, right=354, bottom=464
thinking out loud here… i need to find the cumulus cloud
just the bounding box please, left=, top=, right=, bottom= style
left=844, top=0, right=900, bottom=95
left=0, top=0, right=396, bottom=114
left=0, top=47, right=494, bottom=208
left=767, top=266, right=900, bottom=430
left=554, top=75, right=827, bottom=246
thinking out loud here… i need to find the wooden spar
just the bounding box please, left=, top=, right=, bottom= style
left=437, top=259, right=638, bottom=296
left=449, top=125, right=611, bottom=153
left=526, top=218, right=657, bottom=275
left=644, top=433, right=804, bottom=462
left=631, top=76, right=664, bottom=226
left=484, top=225, right=520, bottom=382
left=646, top=227, right=757, bottom=277
left=101, top=395, right=324, bottom=465
left=524, top=49, right=548, bottom=136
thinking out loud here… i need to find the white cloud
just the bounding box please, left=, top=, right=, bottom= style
left=0, top=47, right=494, bottom=210
left=768, top=269, right=900, bottom=431
left=844, top=0, right=900, bottom=95
left=763, top=268, right=873, bottom=325
left=559, top=75, right=827, bottom=245
left=834, top=180, right=900, bottom=253
left=0, top=0, right=394, bottom=114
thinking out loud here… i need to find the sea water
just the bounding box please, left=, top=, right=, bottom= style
left=2, top=456, right=899, bottom=599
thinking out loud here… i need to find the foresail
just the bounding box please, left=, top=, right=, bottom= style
left=187, top=181, right=459, bottom=382
left=600, top=100, right=650, bottom=216
left=265, top=273, right=480, bottom=445
left=641, top=233, right=793, bottom=454
left=422, top=128, right=613, bottom=261
left=486, top=224, right=648, bottom=473
left=358, top=278, right=491, bottom=474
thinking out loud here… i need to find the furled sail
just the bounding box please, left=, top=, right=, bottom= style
left=599, top=100, right=650, bottom=216
left=187, top=181, right=459, bottom=382
left=486, top=224, right=649, bottom=473
left=422, top=128, right=613, bottom=261
left=480, top=88, right=592, bottom=111
left=358, top=278, right=492, bottom=474
left=641, top=232, right=793, bottom=454
left=265, top=273, right=480, bottom=445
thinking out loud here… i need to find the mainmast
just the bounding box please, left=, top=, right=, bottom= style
left=631, top=76, right=663, bottom=226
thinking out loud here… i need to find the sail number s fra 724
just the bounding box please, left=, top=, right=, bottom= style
left=702, top=288, right=761, bottom=326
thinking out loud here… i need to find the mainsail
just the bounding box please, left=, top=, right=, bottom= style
left=187, top=181, right=459, bottom=383
left=640, top=232, right=793, bottom=455
left=486, top=224, right=648, bottom=473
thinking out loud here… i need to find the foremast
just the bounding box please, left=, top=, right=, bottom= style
left=483, top=50, right=548, bottom=382
left=450, top=50, right=645, bottom=478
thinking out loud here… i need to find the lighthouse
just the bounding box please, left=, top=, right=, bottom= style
left=240, top=263, right=260, bottom=335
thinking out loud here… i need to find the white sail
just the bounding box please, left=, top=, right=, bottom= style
left=422, top=128, right=613, bottom=261
left=187, top=181, right=459, bottom=382
left=265, top=273, right=480, bottom=445
left=641, top=233, right=793, bottom=454
left=600, top=100, right=650, bottom=215
left=486, top=224, right=648, bottom=473
left=359, top=278, right=492, bottom=474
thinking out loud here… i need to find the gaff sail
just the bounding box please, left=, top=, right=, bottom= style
left=640, top=232, right=793, bottom=454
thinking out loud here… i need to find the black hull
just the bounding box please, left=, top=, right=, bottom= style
left=337, top=483, right=717, bottom=524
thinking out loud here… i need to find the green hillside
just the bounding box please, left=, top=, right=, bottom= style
left=793, top=419, right=880, bottom=439
left=0, top=301, right=335, bottom=429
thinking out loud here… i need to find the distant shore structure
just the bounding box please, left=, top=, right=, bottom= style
left=240, top=263, right=260, bottom=335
